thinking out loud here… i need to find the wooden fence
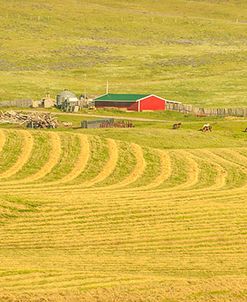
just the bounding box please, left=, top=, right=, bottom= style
left=166, top=103, right=247, bottom=117
left=0, top=100, right=33, bottom=108
left=1, top=99, right=247, bottom=118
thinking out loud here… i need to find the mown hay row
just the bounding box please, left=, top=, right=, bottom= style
left=81, top=138, right=118, bottom=187
left=0, top=130, right=24, bottom=174
left=200, top=150, right=247, bottom=189
left=140, top=149, right=172, bottom=190
left=103, top=143, right=146, bottom=189
left=0, top=130, right=34, bottom=179
left=0, top=132, right=51, bottom=184
left=1, top=130, right=246, bottom=195
left=92, top=141, right=137, bottom=188
left=170, top=150, right=199, bottom=190
left=0, top=131, right=61, bottom=187
left=56, top=134, right=90, bottom=184
left=189, top=150, right=227, bottom=190
left=16, top=132, right=61, bottom=183
left=0, top=129, right=6, bottom=154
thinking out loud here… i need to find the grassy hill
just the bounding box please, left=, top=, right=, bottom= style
left=0, top=125, right=247, bottom=301
left=0, top=0, right=247, bottom=106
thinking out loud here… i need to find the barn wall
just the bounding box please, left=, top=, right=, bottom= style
left=139, top=96, right=166, bottom=111
left=128, top=102, right=138, bottom=111
left=95, top=101, right=135, bottom=109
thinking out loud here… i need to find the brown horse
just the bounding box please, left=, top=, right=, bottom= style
left=172, top=122, right=182, bottom=129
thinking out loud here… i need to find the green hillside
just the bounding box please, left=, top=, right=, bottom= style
left=0, top=0, right=247, bottom=106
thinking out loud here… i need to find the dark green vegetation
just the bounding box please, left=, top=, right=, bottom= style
left=0, top=0, right=247, bottom=106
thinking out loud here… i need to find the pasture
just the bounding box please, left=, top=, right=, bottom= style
left=0, top=0, right=247, bottom=106
left=0, top=120, right=247, bottom=301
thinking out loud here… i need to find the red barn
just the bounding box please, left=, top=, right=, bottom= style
left=94, top=93, right=169, bottom=112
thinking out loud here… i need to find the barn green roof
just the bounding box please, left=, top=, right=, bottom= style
left=95, top=93, right=149, bottom=102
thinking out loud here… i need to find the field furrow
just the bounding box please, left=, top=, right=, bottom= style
left=105, top=143, right=146, bottom=189
left=0, top=129, right=247, bottom=300
left=141, top=149, right=171, bottom=190
left=57, top=134, right=90, bottom=184
left=0, top=130, right=33, bottom=179
left=16, top=132, right=61, bottom=183
left=0, top=129, right=6, bottom=154
left=82, top=138, right=118, bottom=187
left=171, top=150, right=199, bottom=190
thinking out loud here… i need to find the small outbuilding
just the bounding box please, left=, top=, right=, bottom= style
left=56, top=90, right=78, bottom=107
left=94, top=93, right=173, bottom=112
left=32, top=94, right=55, bottom=109
left=56, top=90, right=79, bottom=112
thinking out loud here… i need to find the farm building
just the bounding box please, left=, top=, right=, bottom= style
left=94, top=93, right=178, bottom=112
left=32, top=94, right=55, bottom=109
left=56, top=90, right=78, bottom=107
left=56, top=90, right=80, bottom=112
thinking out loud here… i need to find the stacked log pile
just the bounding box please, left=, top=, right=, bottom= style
left=100, top=120, right=134, bottom=128
left=0, top=111, right=58, bottom=128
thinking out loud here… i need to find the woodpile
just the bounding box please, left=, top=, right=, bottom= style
left=0, top=111, right=58, bottom=128
left=100, top=120, right=134, bottom=128
left=62, top=121, right=73, bottom=127
left=81, top=118, right=134, bottom=129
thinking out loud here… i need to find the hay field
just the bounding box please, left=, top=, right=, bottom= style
left=0, top=128, right=247, bottom=301
left=0, top=0, right=247, bottom=106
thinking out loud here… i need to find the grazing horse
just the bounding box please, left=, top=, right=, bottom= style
left=172, top=122, right=182, bottom=129
left=200, top=124, right=212, bottom=132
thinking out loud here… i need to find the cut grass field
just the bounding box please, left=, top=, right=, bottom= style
left=0, top=124, right=247, bottom=301
left=0, top=0, right=247, bottom=107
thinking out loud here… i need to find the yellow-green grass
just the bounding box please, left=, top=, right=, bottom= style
left=35, top=133, right=81, bottom=183
left=127, top=147, right=162, bottom=189
left=0, top=130, right=23, bottom=175
left=70, top=135, right=110, bottom=185
left=0, top=128, right=247, bottom=301
left=0, top=1, right=247, bottom=107
left=1, top=131, right=51, bottom=182
left=95, top=140, right=137, bottom=187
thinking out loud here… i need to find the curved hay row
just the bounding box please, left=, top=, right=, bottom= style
left=54, top=134, right=90, bottom=184
left=131, top=149, right=171, bottom=191
left=201, top=149, right=246, bottom=189
left=10, top=146, right=223, bottom=196
left=0, top=130, right=34, bottom=179
left=212, top=162, right=228, bottom=189
left=211, top=149, right=247, bottom=188
left=18, top=132, right=61, bottom=183
left=234, top=148, right=247, bottom=160
left=170, top=150, right=199, bottom=190
left=0, top=136, right=117, bottom=192
left=189, top=150, right=227, bottom=190
left=82, top=138, right=118, bottom=187
left=0, top=131, right=52, bottom=185
left=105, top=143, right=146, bottom=190
left=215, top=148, right=247, bottom=169
left=155, top=149, right=226, bottom=193
left=200, top=152, right=227, bottom=190
left=0, top=129, right=6, bottom=154
left=1, top=132, right=244, bottom=196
